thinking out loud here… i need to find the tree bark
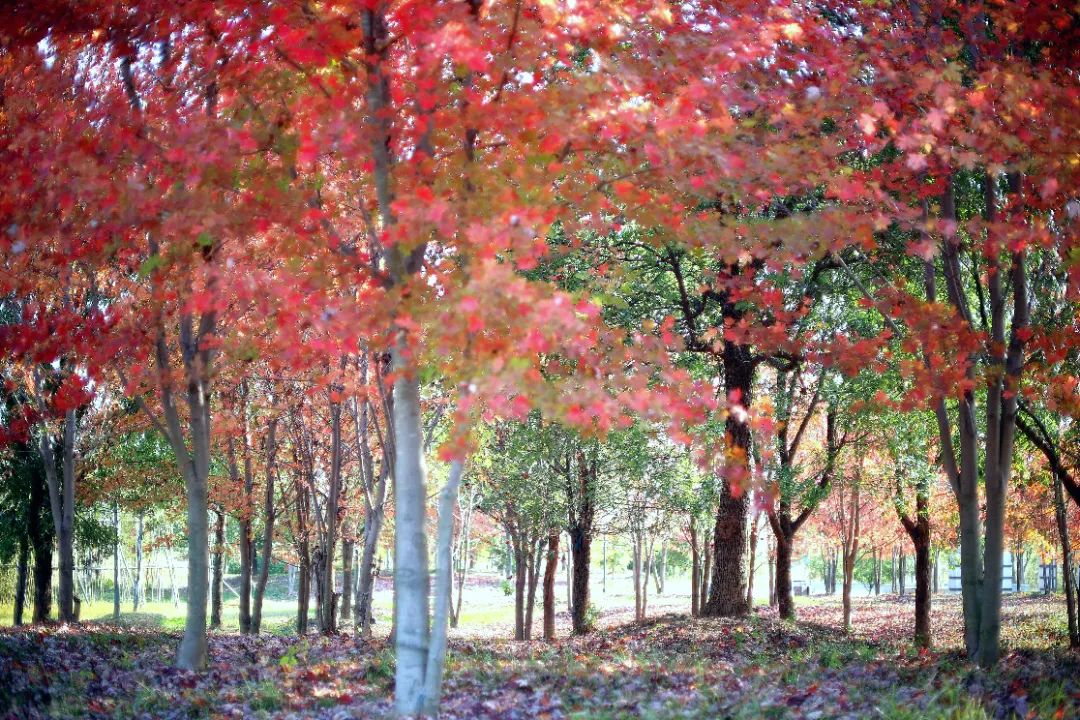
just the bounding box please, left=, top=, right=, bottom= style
left=569, top=526, right=592, bottom=634
left=318, top=386, right=344, bottom=635
left=251, top=417, right=278, bottom=634
left=913, top=536, right=931, bottom=647
left=632, top=530, right=643, bottom=622
left=747, top=510, right=761, bottom=608
left=38, top=408, right=77, bottom=623
left=525, top=539, right=542, bottom=640
left=689, top=518, right=700, bottom=617
left=451, top=485, right=476, bottom=629
left=391, top=365, right=430, bottom=715
left=1053, top=465, right=1079, bottom=647
left=341, top=536, right=354, bottom=622
left=566, top=448, right=596, bottom=635
left=702, top=340, right=752, bottom=618
left=513, top=538, right=527, bottom=641
left=133, top=511, right=144, bottom=612
left=113, top=503, right=121, bottom=621
left=14, top=535, right=28, bottom=626
left=421, top=460, right=464, bottom=716
left=543, top=531, right=558, bottom=641
left=210, top=508, right=224, bottom=629
left=774, top=533, right=794, bottom=620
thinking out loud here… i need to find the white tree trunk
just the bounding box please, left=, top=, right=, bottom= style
left=422, top=460, right=464, bottom=716
left=392, top=364, right=430, bottom=716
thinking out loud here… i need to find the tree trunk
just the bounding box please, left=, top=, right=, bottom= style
left=230, top=432, right=254, bottom=635
left=689, top=519, right=700, bottom=617
left=210, top=508, right=224, bottom=629
left=391, top=365, right=431, bottom=716
left=543, top=531, right=558, bottom=641
left=701, top=541, right=713, bottom=612
left=318, top=390, right=344, bottom=635
left=775, top=533, right=794, bottom=620
left=525, top=539, right=542, bottom=640
left=513, top=540, right=527, bottom=641
left=297, top=554, right=310, bottom=635
left=632, top=531, right=643, bottom=622
left=842, top=548, right=855, bottom=632
left=356, top=504, right=383, bottom=638
left=746, top=510, right=760, bottom=608
left=914, top=533, right=931, bottom=648
left=602, top=534, right=607, bottom=594
left=14, top=535, right=28, bottom=626
left=1054, top=466, right=1080, bottom=647
left=113, top=503, right=121, bottom=621
left=341, top=537, right=354, bottom=622
left=702, top=341, right=752, bottom=618
left=899, top=553, right=907, bottom=597
left=39, top=409, right=77, bottom=623
left=251, top=418, right=277, bottom=635
left=891, top=548, right=898, bottom=594
left=421, top=460, right=464, bottom=716
left=652, top=540, right=666, bottom=595
left=133, top=511, right=144, bottom=612
left=564, top=536, right=573, bottom=617
left=454, top=490, right=475, bottom=629
left=767, top=538, right=776, bottom=607
left=569, top=526, right=592, bottom=634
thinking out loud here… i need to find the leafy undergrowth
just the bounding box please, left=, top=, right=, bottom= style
left=1, top=596, right=1076, bottom=719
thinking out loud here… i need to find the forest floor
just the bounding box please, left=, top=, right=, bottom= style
left=0, top=593, right=1076, bottom=720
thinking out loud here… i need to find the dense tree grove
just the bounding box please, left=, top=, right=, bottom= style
left=1, top=1, right=1078, bottom=717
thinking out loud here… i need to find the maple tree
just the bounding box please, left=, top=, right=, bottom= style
left=1, top=0, right=1078, bottom=716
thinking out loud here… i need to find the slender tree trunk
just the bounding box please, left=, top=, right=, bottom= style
left=133, top=511, right=144, bottom=612
left=451, top=487, right=475, bottom=629
left=767, top=539, right=776, bottom=607
left=775, top=534, right=794, bottom=620
left=210, top=508, right=224, bottom=629
left=1053, top=466, right=1079, bottom=647
left=632, top=531, right=643, bottom=622
left=689, top=519, right=700, bottom=617
left=543, top=531, right=558, bottom=641
left=38, top=409, right=77, bottom=623
left=891, top=548, right=898, bottom=594
left=701, top=543, right=713, bottom=612
left=513, top=539, right=527, bottom=641
left=842, top=549, right=855, bottom=632
left=747, top=510, right=760, bottom=608
left=14, top=535, right=28, bottom=626
left=421, top=460, right=464, bottom=716
left=113, top=503, right=120, bottom=621
left=602, top=535, right=607, bottom=594
left=319, top=390, right=344, bottom=635
left=913, top=533, right=931, bottom=648
left=297, top=553, right=310, bottom=635
left=652, top=540, right=666, bottom=595
left=564, top=536, right=572, bottom=617
left=230, top=432, right=254, bottom=635
left=341, top=536, right=354, bottom=622
left=251, top=419, right=277, bottom=635
left=525, top=539, right=542, bottom=640
left=356, top=505, right=383, bottom=638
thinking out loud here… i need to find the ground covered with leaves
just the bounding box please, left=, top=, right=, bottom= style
left=1, top=595, right=1076, bottom=720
